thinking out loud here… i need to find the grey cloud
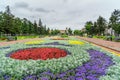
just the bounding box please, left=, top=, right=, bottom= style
left=15, top=2, right=29, bottom=8
left=35, top=8, right=49, bottom=13
left=7, top=0, right=120, bottom=30
left=63, top=0, right=68, bottom=3
left=35, top=8, right=54, bottom=13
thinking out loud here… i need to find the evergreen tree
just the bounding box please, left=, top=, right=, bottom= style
left=38, top=19, right=43, bottom=34
left=12, top=17, right=22, bottom=34
left=0, top=6, right=51, bottom=36
left=3, top=6, right=14, bottom=34
left=93, top=22, right=98, bottom=35
left=33, top=20, right=38, bottom=34
left=21, top=18, right=29, bottom=34
left=85, top=21, right=93, bottom=35
left=68, top=28, right=72, bottom=35
left=0, top=12, right=3, bottom=33
left=46, top=28, right=50, bottom=35
left=96, top=16, right=107, bottom=35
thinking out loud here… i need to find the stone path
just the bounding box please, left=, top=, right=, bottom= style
left=77, top=36, right=120, bottom=53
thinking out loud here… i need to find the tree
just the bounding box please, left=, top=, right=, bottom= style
left=74, top=30, right=83, bottom=36
left=51, top=29, right=60, bottom=35
left=12, top=17, right=22, bottom=34
left=85, top=21, right=94, bottom=35
left=93, top=22, right=98, bottom=35
left=5, top=6, right=11, bottom=15
left=21, top=18, right=29, bottom=34
left=43, top=25, right=47, bottom=35
left=46, top=28, right=50, bottom=35
left=38, top=19, right=44, bottom=35
left=33, top=20, right=38, bottom=34
left=96, top=16, right=107, bottom=35
left=38, top=19, right=42, bottom=27
left=3, top=6, right=14, bottom=34
left=109, top=9, right=120, bottom=36
left=68, top=28, right=72, bottom=35
left=28, top=21, right=34, bottom=34
left=0, top=6, right=51, bottom=36
left=0, top=12, right=3, bottom=33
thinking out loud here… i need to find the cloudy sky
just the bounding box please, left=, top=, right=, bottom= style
left=0, top=0, right=120, bottom=30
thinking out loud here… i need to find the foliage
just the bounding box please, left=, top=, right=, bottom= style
left=0, top=38, right=90, bottom=79
left=50, top=29, right=60, bottom=35
left=61, top=34, right=68, bottom=38
left=23, top=49, right=114, bottom=80
left=96, top=16, right=107, bottom=35
left=85, top=21, right=94, bottom=35
left=93, top=36, right=106, bottom=39
left=0, top=37, right=120, bottom=79
left=0, top=6, right=50, bottom=36
left=74, top=30, right=83, bottom=36
left=84, top=16, right=107, bottom=36
left=109, top=9, right=120, bottom=35
left=68, top=28, right=72, bottom=35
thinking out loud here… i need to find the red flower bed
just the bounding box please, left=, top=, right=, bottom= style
left=10, top=47, right=67, bottom=60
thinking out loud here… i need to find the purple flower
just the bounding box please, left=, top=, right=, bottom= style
left=6, top=49, right=114, bottom=80
left=23, top=75, right=37, bottom=80
left=40, top=77, right=49, bottom=80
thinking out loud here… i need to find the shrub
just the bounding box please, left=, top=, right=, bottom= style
left=114, top=37, right=120, bottom=42
left=61, top=34, right=68, bottom=38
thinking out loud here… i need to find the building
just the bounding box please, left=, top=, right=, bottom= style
left=59, top=30, right=66, bottom=34
left=105, top=28, right=115, bottom=36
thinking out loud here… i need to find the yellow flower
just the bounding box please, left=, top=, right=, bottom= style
left=111, top=51, right=120, bottom=57
left=25, top=40, right=44, bottom=45
left=69, top=40, right=84, bottom=45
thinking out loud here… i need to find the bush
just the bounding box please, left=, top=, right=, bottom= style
left=105, top=36, right=112, bottom=41
left=0, top=36, right=7, bottom=41
left=114, top=37, right=120, bottom=42
left=93, top=36, right=108, bottom=40
left=61, top=34, right=68, bottom=38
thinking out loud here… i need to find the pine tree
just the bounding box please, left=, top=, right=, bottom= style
left=3, top=6, right=14, bottom=34
left=68, top=28, right=72, bottom=35
left=33, top=20, right=38, bottom=34
left=96, top=16, right=107, bottom=35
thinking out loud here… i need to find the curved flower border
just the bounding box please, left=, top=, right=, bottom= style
left=0, top=40, right=90, bottom=79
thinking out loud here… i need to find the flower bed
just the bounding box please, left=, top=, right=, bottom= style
left=69, top=40, right=85, bottom=45
left=0, top=37, right=119, bottom=80
left=51, top=38, right=69, bottom=40
left=25, top=40, right=44, bottom=45
left=10, top=47, right=68, bottom=60
left=23, top=49, right=114, bottom=80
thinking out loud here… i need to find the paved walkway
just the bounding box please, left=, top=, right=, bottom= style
left=77, top=36, right=120, bottom=53
left=0, top=38, right=42, bottom=47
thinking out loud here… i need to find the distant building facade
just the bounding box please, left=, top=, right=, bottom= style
left=105, top=28, right=115, bottom=36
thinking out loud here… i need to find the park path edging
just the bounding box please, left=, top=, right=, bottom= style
left=76, top=36, right=120, bottom=54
